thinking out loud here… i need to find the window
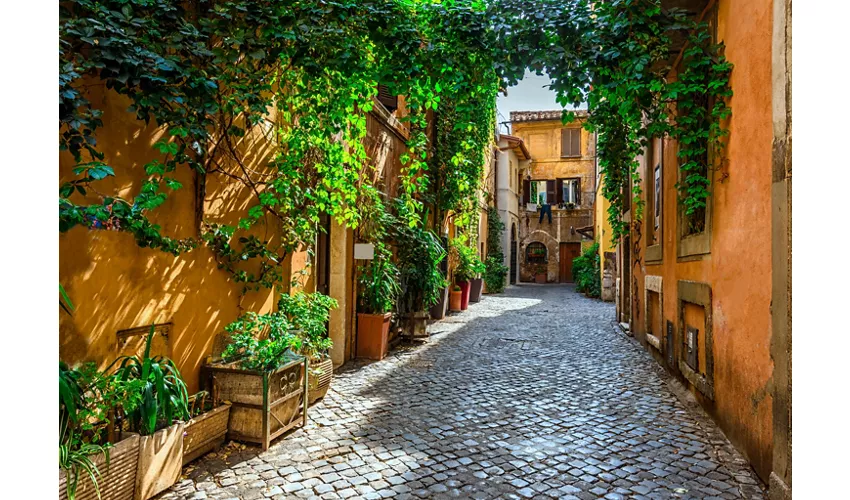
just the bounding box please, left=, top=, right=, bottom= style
left=646, top=137, right=663, bottom=262
left=560, top=128, right=581, bottom=158
left=526, top=242, right=547, bottom=264
left=376, top=84, right=398, bottom=112
left=530, top=180, right=548, bottom=205
left=560, top=178, right=581, bottom=206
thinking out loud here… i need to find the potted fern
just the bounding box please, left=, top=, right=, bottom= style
left=357, top=254, right=401, bottom=360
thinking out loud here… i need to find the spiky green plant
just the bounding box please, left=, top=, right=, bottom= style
left=110, top=325, right=189, bottom=435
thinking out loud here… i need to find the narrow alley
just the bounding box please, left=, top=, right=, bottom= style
left=159, top=286, right=764, bottom=500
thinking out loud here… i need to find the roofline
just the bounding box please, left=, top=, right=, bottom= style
left=498, top=134, right=531, bottom=160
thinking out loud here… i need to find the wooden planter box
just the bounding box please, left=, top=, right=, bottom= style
left=59, top=433, right=140, bottom=500
left=136, top=422, right=184, bottom=500
left=182, top=403, right=231, bottom=466
left=402, top=311, right=429, bottom=339
left=208, top=357, right=308, bottom=451
left=308, top=358, right=333, bottom=405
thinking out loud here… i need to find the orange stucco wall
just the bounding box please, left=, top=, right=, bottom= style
left=59, top=86, right=290, bottom=393
left=629, top=0, right=774, bottom=481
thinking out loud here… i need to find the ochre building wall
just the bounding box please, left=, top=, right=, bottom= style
left=628, top=0, right=775, bottom=481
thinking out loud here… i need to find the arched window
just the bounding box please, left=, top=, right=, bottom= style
left=526, top=242, right=547, bottom=264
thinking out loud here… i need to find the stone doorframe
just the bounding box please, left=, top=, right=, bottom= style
left=677, top=280, right=715, bottom=401
left=644, top=276, right=663, bottom=352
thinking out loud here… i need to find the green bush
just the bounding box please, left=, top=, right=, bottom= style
left=573, top=243, right=601, bottom=298
left=483, top=206, right=508, bottom=293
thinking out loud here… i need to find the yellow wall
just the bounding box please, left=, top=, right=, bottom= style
left=511, top=116, right=595, bottom=282
left=59, top=86, right=292, bottom=393
left=595, top=172, right=615, bottom=292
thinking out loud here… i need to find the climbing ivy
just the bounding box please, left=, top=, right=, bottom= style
left=59, top=0, right=731, bottom=291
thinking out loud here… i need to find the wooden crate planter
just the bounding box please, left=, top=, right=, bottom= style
left=135, top=422, right=184, bottom=500
left=182, top=403, right=231, bottom=466
left=308, top=358, right=333, bottom=405
left=59, top=433, right=140, bottom=500
left=208, top=357, right=308, bottom=451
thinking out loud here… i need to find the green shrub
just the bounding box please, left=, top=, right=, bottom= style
left=573, top=243, right=601, bottom=298
left=483, top=206, right=508, bottom=293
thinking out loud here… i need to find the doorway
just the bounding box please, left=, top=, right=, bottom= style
left=315, top=214, right=331, bottom=296
left=510, top=223, right=518, bottom=284
left=559, top=242, right=581, bottom=283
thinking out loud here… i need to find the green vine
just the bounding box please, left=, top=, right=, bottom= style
left=59, top=0, right=731, bottom=291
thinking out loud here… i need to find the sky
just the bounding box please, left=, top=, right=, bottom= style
left=496, top=70, right=584, bottom=134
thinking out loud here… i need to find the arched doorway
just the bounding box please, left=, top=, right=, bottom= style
left=510, top=223, right=518, bottom=284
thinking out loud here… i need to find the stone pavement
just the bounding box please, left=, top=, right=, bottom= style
left=159, top=285, right=765, bottom=500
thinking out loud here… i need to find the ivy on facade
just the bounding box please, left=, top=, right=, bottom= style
left=59, top=0, right=732, bottom=289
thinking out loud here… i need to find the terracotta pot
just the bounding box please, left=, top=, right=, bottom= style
left=357, top=312, right=391, bottom=360
left=535, top=273, right=547, bottom=284
left=135, top=422, right=184, bottom=500
left=449, top=289, right=462, bottom=312
left=469, top=278, right=483, bottom=303
left=457, top=280, right=471, bottom=310
left=429, top=286, right=449, bottom=320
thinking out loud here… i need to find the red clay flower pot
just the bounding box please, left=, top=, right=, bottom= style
left=357, top=312, right=391, bottom=360
left=449, top=289, right=462, bottom=312
left=457, top=280, right=471, bottom=310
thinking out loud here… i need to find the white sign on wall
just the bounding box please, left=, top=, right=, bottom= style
left=354, top=243, right=375, bottom=260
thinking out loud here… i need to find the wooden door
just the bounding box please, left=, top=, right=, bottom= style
left=559, top=243, right=581, bottom=283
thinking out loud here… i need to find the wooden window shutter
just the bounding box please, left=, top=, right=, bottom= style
left=522, top=179, right=530, bottom=204
left=546, top=180, right=556, bottom=205
left=571, top=129, right=581, bottom=157
left=377, top=84, right=398, bottom=112
left=576, top=178, right=582, bottom=206
left=556, top=179, right=563, bottom=204
left=561, top=129, right=569, bottom=157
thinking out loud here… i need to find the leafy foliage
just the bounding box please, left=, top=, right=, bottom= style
left=358, top=252, right=402, bottom=315
left=573, top=243, right=601, bottom=298
left=109, top=327, right=190, bottom=436
left=451, top=235, right=484, bottom=283
left=222, top=291, right=337, bottom=370
left=483, top=207, right=508, bottom=293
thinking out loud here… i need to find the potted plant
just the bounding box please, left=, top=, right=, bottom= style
left=429, top=278, right=450, bottom=320
left=210, top=291, right=335, bottom=450
left=182, top=391, right=231, bottom=466
left=357, top=254, right=401, bottom=361
left=278, top=292, right=337, bottom=404
left=468, top=254, right=486, bottom=303
left=110, top=327, right=190, bottom=500
left=451, top=238, right=477, bottom=310
left=393, top=213, right=447, bottom=339
left=449, top=285, right=463, bottom=312
left=59, top=361, right=142, bottom=500
left=533, top=263, right=548, bottom=284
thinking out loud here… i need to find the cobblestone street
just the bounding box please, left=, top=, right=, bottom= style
left=160, top=285, right=764, bottom=500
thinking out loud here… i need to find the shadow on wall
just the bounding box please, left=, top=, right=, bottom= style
left=59, top=85, right=285, bottom=392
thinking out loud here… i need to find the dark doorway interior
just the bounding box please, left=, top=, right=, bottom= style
left=510, top=223, right=517, bottom=284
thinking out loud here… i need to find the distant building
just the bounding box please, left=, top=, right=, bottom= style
left=510, top=110, right=596, bottom=283
left=493, top=134, right=531, bottom=286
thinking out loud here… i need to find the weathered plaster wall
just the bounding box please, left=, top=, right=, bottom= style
left=512, top=117, right=596, bottom=283
left=59, top=87, right=284, bottom=393
left=630, top=0, right=775, bottom=481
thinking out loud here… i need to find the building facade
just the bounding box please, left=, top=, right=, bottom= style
left=493, top=134, right=530, bottom=287
left=511, top=110, right=596, bottom=284
left=616, top=0, right=791, bottom=493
